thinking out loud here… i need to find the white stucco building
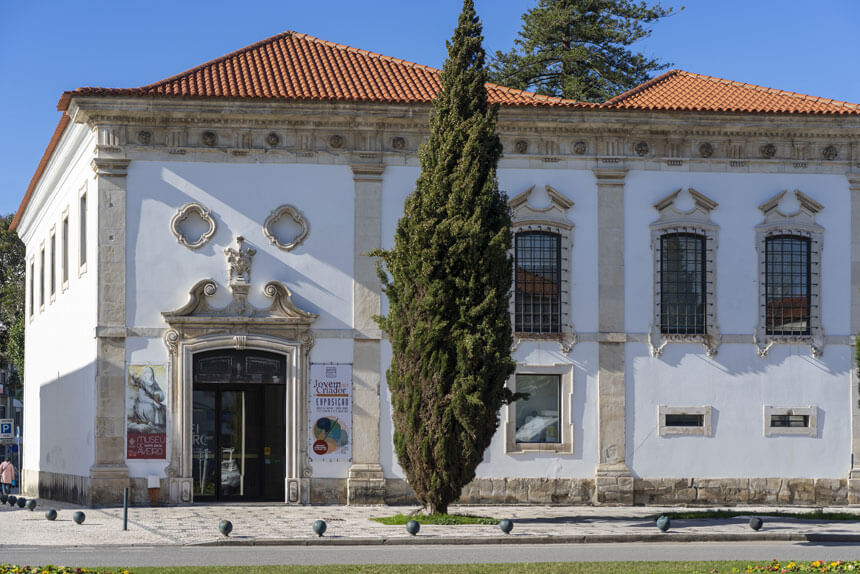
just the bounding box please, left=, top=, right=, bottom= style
left=13, top=31, right=860, bottom=506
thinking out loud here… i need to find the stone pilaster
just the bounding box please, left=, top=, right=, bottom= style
left=89, top=155, right=131, bottom=505
left=593, top=169, right=633, bottom=505
left=348, top=163, right=386, bottom=504
left=848, top=175, right=860, bottom=504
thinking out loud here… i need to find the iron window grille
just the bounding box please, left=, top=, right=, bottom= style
left=765, top=235, right=810, bottom=336
left=514, top=231, right=561, bottom=334
left=660, top=233, right=706, bottom=335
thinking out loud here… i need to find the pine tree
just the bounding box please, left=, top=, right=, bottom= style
left=489, top=0, right=678, bottom=102
left=372, top=0, right=517, bottom=515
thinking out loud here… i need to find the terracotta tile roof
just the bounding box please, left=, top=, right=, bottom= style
left=11, top=114, right=70, bottom=231
left=58, top=31, right=582, bottom=109
left=603, top=70, right=860, bottom=115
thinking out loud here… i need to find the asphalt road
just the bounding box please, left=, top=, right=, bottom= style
left=2, top=542, right=859, bottom=567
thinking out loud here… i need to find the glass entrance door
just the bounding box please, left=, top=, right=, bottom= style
left=191, top=350, right=286, bottom=501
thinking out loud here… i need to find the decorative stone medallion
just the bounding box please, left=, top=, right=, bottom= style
left=329, top=135, right=344, bottom=149
left=170, top=203, right=217, bottom=250
left=635, top=141, right=649, bottom=156
left=266, top=132, right=281, bottom=147
left=392, top=136, right=406, bottom=150
left=573, top=141, right=587, bottom=155
left=201, top=131, right=217, bottom=147
left=514, top=140, right=528, bottom=154
left=137, top=130, right=152, bottom=145
left=699, top=142, right=714, bottom=158
left=760, top=143, right=776, bottom=158
left=822, top=145, right=838, bottom=160
left=263, top=205, right=310, bottom=251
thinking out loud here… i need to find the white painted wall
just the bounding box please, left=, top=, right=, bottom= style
left=125, top=162, right=355, bottom=330
left=20, top=122, right=98, bottom=477
left=623, top=170, right=852, bottom=478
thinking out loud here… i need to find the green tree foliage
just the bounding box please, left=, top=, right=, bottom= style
left=0, top=213, right=25, bottom=379
left=489, top=0, right=679, bottom=102
left=372, top=0, right=517, bottom=514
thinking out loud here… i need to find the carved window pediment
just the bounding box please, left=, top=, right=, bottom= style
left=508, top=185, right=576, bottom=354
left=649, top=188, right=721, bottom=357
left=263, top=205, right=309, bottom=251
left=170, top=203, right=216, bottom=250
left=754, top=190, right=824, bottom=358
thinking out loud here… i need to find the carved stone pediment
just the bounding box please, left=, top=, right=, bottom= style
left=163, top=278, right=317, bottom=326
left=652, top=188, right=718, bottom=230
left=508, top=185, right=574, bottom=230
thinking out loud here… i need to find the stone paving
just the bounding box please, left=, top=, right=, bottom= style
left=1, top=499, right=860, bottom=547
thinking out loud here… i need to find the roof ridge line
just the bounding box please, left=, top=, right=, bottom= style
left=602, top=69, right=682, bottom=106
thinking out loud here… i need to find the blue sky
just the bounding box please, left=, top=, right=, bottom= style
left=2, top=0, right=858, bottom=217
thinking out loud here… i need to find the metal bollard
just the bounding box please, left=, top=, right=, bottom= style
left=122, top=487, right=128, bottom=531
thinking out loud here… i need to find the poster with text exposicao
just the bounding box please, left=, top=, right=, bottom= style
left=309, top=364, right=351, bottom=462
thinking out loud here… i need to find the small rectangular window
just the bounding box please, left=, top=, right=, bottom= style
left=79, top=193, right=87, bottom=268
left=770, top=414, right=809, bottom=428
left=658, top=405, right=712, bottom=436
left=514, top=374, right=561, bottom=444
left=50, top=230, right=56, bottom=297
left=62, top=215, right=69, bottom=286
left=763, top=406, right=817, bottom=437
left=39, top=247, right=45, bottom=308
left=665, top=414, right=704, bottom=427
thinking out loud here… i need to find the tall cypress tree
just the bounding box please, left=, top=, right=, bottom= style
left=372, top=0, right=516, bottom=515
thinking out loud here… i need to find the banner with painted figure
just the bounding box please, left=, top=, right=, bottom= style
left=127, top=364, right=167, bottom=459
left=309, top=364, right=351, bottom=462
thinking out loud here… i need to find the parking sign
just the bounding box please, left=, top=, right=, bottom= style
left=0, top=420, right=13, bottom=439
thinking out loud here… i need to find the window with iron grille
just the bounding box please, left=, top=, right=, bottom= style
left=660, top=233, right=706, bottom=335
left=765, top=235, right=810, bottom=336
left=514, top=232, right=561, bottom=333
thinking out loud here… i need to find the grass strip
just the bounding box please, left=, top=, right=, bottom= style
left=370, top=513, right=498, bottom=525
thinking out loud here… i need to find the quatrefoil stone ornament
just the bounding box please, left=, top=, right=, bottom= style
left=263, top=205, right=310, bottom=251
left=170, top=203, right=217, bottom=250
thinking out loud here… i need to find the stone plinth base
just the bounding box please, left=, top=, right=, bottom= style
left=594, top=464, right=634, bottom=505
left=458, top=478, right=594, bottom=504
left=347, top=463, right=386, bottom=504
left=635, top=477, right=848, bottom=506
left=88, top=464, right=129, bottom=505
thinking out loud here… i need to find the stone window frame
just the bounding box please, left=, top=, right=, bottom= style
left=753, top=190, right=824, bottom=358
left=170, top=202, right=217, bottom=250
left=78, top=182, right=88, bottom=277
left=28, top=257, right=34, bottom=321
left=505, top=364, right=574, bottom=454
left=49, top=225, right=56, bottom=303
left=763, top=405, right=818, bottom=437
left=649, top=188, right=721, bottom=357
left=658, top=405, right=712, bottom=437
left=61, top=206, right=70, bottom=292
left=39, top=241, right=45, bottom=312
left=508, top=185, right=576, bottom=354
left=263, top=204, right=310, bottom=251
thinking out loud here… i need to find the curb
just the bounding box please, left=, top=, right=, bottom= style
left=192, top=532, right=860, bottom=546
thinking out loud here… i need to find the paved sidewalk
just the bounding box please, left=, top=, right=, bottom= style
left=1, top=499, right=860, bottom=547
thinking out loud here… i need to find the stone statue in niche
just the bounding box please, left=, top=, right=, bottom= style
left=225, top=235, right=256, bottom=286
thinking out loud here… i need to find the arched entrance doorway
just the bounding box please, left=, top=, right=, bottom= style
left=191, top=349, right=286, bottom=501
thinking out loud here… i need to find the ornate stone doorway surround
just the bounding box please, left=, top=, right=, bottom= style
left=160, top=239, right=317, bottom=504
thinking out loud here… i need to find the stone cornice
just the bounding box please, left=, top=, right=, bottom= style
left=62, top=96, right=860, bottom=175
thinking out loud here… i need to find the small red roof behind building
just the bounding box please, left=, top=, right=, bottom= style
left=603, top=69, right=860, bottom=115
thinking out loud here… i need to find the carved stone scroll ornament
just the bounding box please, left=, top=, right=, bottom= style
left=263, top=205, right=310, bottom=251
left=169, top=203, right=217, bottom=250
